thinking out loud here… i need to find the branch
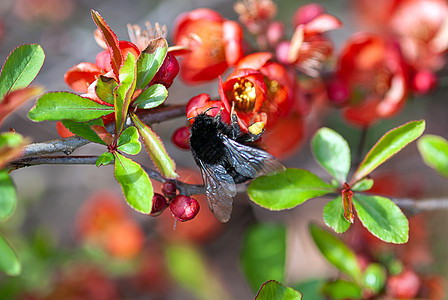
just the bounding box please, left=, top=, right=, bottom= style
left=12, top=154, right=448, bottom=211
left=11, top=155, right=99, bottom=167
left=10, top=154, right=205, bottom=197
left=21, top=104, right=186, bottom=158
left=391, top=197, right=448, bottom=214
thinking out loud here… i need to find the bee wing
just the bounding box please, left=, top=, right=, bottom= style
left=222, top=136, right=286, bottom=178
left=198, top=160, right=236, bottom=223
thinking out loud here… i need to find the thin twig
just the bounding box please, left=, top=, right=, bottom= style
left=355, top=125, right=369, bottom=165
left=391, top=197, right=448, bottom=214
left=11, top=155, right=99, bottom=167
left=10, top=154, right=205, bottom=197
left=10, top=154, right=448, bottom=212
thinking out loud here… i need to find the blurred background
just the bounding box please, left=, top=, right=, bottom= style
left=1, top=0, right=448, bottom=299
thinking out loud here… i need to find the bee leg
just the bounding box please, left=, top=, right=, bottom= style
left=214, top=107, right=224, bottom=122
left=230, top=103, right=240, bottom=139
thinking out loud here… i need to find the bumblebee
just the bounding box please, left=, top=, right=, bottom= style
left=189, top=110, right=285, bottom=222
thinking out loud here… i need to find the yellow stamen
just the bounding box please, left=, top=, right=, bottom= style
left=233, top=78, right=256, bottom=112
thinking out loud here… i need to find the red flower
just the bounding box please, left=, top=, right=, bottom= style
left=354, top=0, right=448, bottom=94
left=64, top=40, right=140, bottom=102
left=355, top=0, right=448, bottom=71
left=390, top=0, right=448, bottom=91
left=76, top=191, right=144, bottom=259
left=336, top=33, right=409, bottom=126
left=186, top=93, right=230, bottom=124
left=236, top=52, right=295, bottom=125
left=172, top=8, right=244, bottom=83
left=277, top=4, right=341, bottom=77
left=234, top=0, right=278, bottom=35
left=218, top=68, right=267, bottom=132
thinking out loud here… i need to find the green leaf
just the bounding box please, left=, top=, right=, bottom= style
left=95, top=75, right=117, bottom=105
left=351, top=120, right=425, bottom=183
left=133, top=84, right=168, bottom=109
left=114, top=153, right=153, bottom=214
left=114, top=54, right=137, bottom=135
left=248, top=169, right=335, bottom=210
left=61, top=119, right=106, bottom=145
left=323, top=197, right=351, bottom=234
left=165, top=244, right=229, bottom=300
left=0, top=44, right=45, bottom=100
left=351, top=178, right=374, bottom=192
left=117, top=126, right=141, bottom=155
left=91, top=10, right=122, bottom=78
left=136, top=38, right=168, bottom=90
left=363, top=263, right=386, bottom=294
left=309, top=223, right=362, bottom=280
left=321, top=280, right=362, bottom=300
left=0, top=171, right=16, bottom=221
left=256, top=280, right=302, bottom=300
left=131, top=113, right=178, bottom=179
left=417, top=134, right=448, bottom=177
left=0, top=235, right=21, bottom=276
left=353, top=194, right=408, bottom=244
left=96, top=152, right=114, bottom=167
left=28, top=92, right=114, bottom=122
left=311, top=127, right=351, bottom=183
left=240, top=224, right=286, bottom=293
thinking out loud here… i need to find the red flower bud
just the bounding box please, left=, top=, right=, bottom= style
left=292, top=3, right=325, bottom=27
left=275, top=41, right=291, bottom=65
left=386, top=269, right=421, bottom=299
left=412, top=70, right=437, bottom=94
left=151, top=53, right=180, bottom=88
left=266, top=21, right=284, bottom=47
left=162, top=181, right=177, bottom=199
left=150, top=193, right=168, bottom=216
left=171, top=126, right=191, bottom=150
left=169, top=195, right=200, bottom=222
left=326, top=79, right=349, bottom=105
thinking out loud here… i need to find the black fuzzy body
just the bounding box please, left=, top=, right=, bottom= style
left=189, top=113, right=252, bottom=183
left=189, top=112, right=285, bottom=222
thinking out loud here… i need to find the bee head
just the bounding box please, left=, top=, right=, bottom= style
left=187, top=106, right=219, bottom=121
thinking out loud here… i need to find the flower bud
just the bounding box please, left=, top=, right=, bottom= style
left=162, top=181, right=177, bottom=199
left=275, top=41, right=291, bottom=65
left=171, top=126, right=191, bottom=150
left=150, top=193, right=168, bottom=216
left=292, top=3, right=325, bottom=27
left=386, top=268, right=421, bottom=298
left=412, top=70, right=437, bottom=94
left=266, top=21, right=284, bottom=47
left=326, top=79, right=349, bottom=105
left=169, top=195, right=200, bottom=222
left=151, top=53, right=180, bottom=88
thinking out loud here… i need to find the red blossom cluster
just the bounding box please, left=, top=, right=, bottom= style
left=172, top=2, right=341, bottom=157
left=59, top=1, right=448, bottom=158
left=332, top=0, right=448, bottom=126
left=169, top=0, right=448, bottom=146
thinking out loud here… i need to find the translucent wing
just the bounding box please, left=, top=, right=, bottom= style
left=221, top=135, right=286, bottom=178
left=198, top=160, right=236, bottom=222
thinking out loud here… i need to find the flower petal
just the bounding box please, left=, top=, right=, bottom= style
left=64, top=62, right=103, bottom=93
left=223, top=20, right=244, bottom=66
left=237, top=52, right=273, bottom=69
left=304, top=13, right=342, bottom=34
